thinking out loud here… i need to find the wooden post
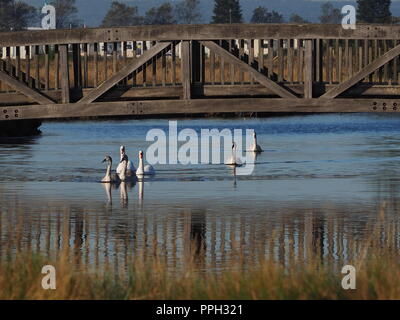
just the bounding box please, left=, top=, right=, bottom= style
left=44, top=45, right=50, bottom=90
left=181, top=40, right=191, bottom=100
left=93, top=43, right=99, bottom=87
left=72, top=44, right=81, bottom=89
left=25, top=46, right=31, bottom=87
left=59, top=44, right=70, bottom=104
left=191, top=40, right=201, bottom=84
left=304, top=39, right=313, bottom=99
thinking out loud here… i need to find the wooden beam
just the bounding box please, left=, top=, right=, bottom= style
left=200, top=40, right=297, bottom=99
left=2, top=83, right=400, bottom=106
left=304, top=39, right=313, bottom=98
left=1, top=24, right=400, bottom=47
left=79, top=42, right=171, bottom=104
left=321, top=43, right=400, bottom=99
left=1, top=99, right=397, bottom=121
left=59, top=44, right=70, bottom=104
left=0, top=69, right=54, bottom=105
left=181, top=41, right=191, bottom=100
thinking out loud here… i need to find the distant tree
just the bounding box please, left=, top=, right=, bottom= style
left=145, top=3, right=176, bottom=25
left=251, top=6, right=284, bottom=23
left=175, top=0, right=201, bottom=24
left=289, top=13, right=309, bottom=24
left=319, top=2, right=342, bottom=24
left=101, top=1, right=143, bottom=27
left=212, top=0, right=242, bottom=24
left=50, top=0, right=81, bottom=29
left=0, top=0, right=37, bottom=31
left=357, top=0, right=392, bottom=23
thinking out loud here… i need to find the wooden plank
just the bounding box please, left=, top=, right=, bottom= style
left=34, top=45, right=40, bottom=89
left=1, top=83, right=400, bottom=106
left=59, top=44, right=70, bottom=104
left=0, top=69, right=54, bottom=104
left=4, top=24, right=400, bottom=47
left=181, top=40, right=191, bottom=100
left=287, top=39, right=293, bottom=82
left=220, top=40, right=225, bottom=84
left=45, top=45, right=50, bottom=90
left=142, top=41, right=147, bottom=87
left=268, top=39, right=273, bottom=78
left=304, top=39, right=313, bottom=98
left=25, top=46, right=31, bottom=87
left=327, top=40, right=332, bottom=84
left=172, top=41, right=176, bottom=85
left=200, top=40, right=297, bottom=98
left=72, top=44, right=81, bottom=88
left=15, top=46, right=21, bottom=80
left=131, top=41, right=137, bottom=86
left=94, top=43, right=99, bottom=87
left=3, top=98, right=400, bottom=121
left=229, top=40, right=234, bottom=84
left=112, top=42, right=118, bottom=75
left=55, top=45, right=60, bottom=89
left=83, top=43, right=88, bottom=87
left=299, top=40, right=304, bottom=83
left=78, top=41, right=171, bottom=104
left=103, top=42, right=108, bottom=82
left=210, top=48, right=216, bottom=84
left=335, top=40, right=339, bottom=82
left=278, top=39, right=283, bottom=82
left=162, top=49, right=167, bottom=87
left=321, top=42, right=400, bottom=99
left=259, top=39, right=264, bottom=75
left=250, top=39, right=255, bottom=84
left=239, top=39, right=244, bottom=83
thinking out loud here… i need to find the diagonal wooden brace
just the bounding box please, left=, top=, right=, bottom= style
left=321, top=43, right=400, bottom=99
left=0, top=69, right=54, bottom=105
left=200, top=40, right=298, bottom=99
left=79, top=42, right=172, bottom=104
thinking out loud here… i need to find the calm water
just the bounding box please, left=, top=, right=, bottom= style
left=1, top=113, right=400, bottom=271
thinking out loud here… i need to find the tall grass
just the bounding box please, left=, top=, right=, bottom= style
left=1, top=205, right=400, bottom=300
left=1, top=249, right=400, bottom=300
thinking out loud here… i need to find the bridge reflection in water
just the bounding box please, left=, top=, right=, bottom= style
left=1, top=190, right=399, bottom=273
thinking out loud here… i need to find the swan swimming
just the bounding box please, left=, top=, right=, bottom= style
left=136, top=150, right=155, bottom=176
left=226, top=142, right=243, bottom=167
left=250, top=132, right=263, bottom=153
left=101, top=155, right=121, bottom=183
left=118, top=154, right=137, bottom=182
left=116, top=145, right=136, bottom=177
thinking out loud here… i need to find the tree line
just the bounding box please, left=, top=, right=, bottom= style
left=0, top=0, right=395, bottom=31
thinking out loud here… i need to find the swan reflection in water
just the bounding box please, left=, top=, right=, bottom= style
left=101, top=180, right=138, bottom=208
left=120, top=182, right=128, bottom=208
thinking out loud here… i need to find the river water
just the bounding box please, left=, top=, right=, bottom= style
left=1, top=113, right=400, bottom=272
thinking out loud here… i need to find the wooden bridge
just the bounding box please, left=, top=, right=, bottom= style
left=1, top=23, right=400, bottom=124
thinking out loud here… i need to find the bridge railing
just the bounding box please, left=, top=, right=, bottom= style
left=1, top=24, right=400, bottom=119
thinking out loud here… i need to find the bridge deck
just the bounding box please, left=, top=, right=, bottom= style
left=1, top=24, right=400, bottom=121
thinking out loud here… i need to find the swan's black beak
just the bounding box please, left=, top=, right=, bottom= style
left=102, top=159, right=107, bottom=163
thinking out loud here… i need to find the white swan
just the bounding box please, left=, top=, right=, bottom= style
left=116, top=146, right=136, bottom=176
left=118, top=154, right=137, bottom=182
left=250, top=132, right=263, bottom=153
left=101, top=156, right=121, bottom=183
left=226, top=142, right=243, bottom=167
left=136, top=150, right=155, bottom=176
